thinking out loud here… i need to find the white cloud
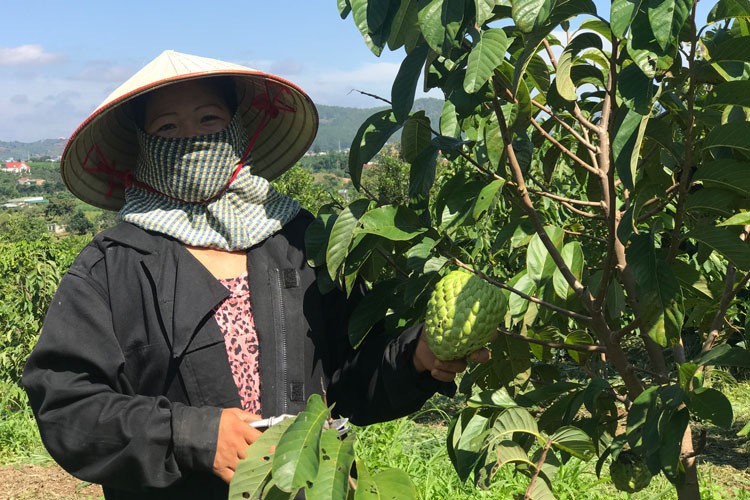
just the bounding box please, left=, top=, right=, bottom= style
left=0, top=45, right=63, bottom=66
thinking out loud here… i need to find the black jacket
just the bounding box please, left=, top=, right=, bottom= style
left=22, top=213, right=451, bottom=499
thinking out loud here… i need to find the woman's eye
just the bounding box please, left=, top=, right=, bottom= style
left=156, top=123, right=176, bottom=133
left=201, top=115, right=222, bottom=123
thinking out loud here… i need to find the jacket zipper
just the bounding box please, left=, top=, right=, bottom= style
left=272, top=269, right=289, bottom=413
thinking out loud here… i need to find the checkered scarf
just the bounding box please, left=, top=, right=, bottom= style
left=118, top=113, right=300, bottom=250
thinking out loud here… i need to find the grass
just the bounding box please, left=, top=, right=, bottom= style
left=0, top=381, right=50, bottom=465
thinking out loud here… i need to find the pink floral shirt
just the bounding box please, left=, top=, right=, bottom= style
left=213, top=272, right=261, bottom=414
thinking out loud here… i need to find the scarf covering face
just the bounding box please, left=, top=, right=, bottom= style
left=119, top=112, right=300, bottom=250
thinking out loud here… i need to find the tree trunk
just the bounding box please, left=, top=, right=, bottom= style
left=675, top=425, right=700, bottom=500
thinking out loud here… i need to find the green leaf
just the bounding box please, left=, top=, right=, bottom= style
left=719, top=212, right=750, bottom=226
left=513, top=0, right=554, bottom=33
left=705, top=81, right=750, bottom=108
left=392, top=44, right=430, bottom=123
left=473, top=179, right=506, bottom=219
left=348, top=110, right=403, bottom=190
left=564, top=330, right=595, bottom=364
left=525, top=54, right=552, bottom=94
left=387, top=0, right=420, bottom=50
left=476, top=0, right=500, bottom=25
left=356, top=205, right=427, bottom=241
left=626, top=385, right=658, bottom=435
left=687, top=221, right=750, bottom=271
left=448, top=409, right=492, bottom=482
left=648, top=0, right=691, bottom=51
left=554, top=50, right=577, bottom=101
left=550, top=426, right=595, bottom=460
left=464, top=28, right=511, bottom=93
left=613, top=106, right=650, bottom=192
left=418, top=0, right=466, bottom=54
left=401, top=111, right=433, bottom=163
left=619, top=62, right=658, bottom=115
left=440, top=100, right=460, bottom=138
left=409, top=143, right=439, bottom=198
left=611, top=0, right=642, bottom=38
left=305, top=212, right=337, bottom=268
left=552, top=241, right=584, bottom=299
left=626, top=233, right=684, bottom=346
left=693, top=344, right=750, bottom=368
left=738, top=421, right=750, bottom=437
left=678, top=362, right=699, bottom=391
left=306, top=431, right=355, bottom=500
left=705, top=121, right=750, bottom=153
left=694, top=159, right=750, bottom=197
left=273, top=395, right=329, bottom=492
left=326, top=199, right=372, bottom=283
left=526, top=226, right=565, bottom=286
left=496, top=440, right=536, bottom=468
left=709, top=0, right=750, bottom=22
left=508, top=271, right=537, bottom=318
left=468, top=387, right=519, bottom=409
left=351, top=0, right=384, bottom=55
left=348, top=279, right=398, bottom=348
left=492, top=406, right=541, bottom=440
left=660, top=407, right=689, bottom=483
left=229, top=419, right=294, bottom=500
left=355, top=467, right=418, bottom=499
left=709, top=35, right=750, bottom=64
left=689, top=387, right=734, bottom=428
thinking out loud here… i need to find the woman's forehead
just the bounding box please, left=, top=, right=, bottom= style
left=144, top=80, right=228, bottom=114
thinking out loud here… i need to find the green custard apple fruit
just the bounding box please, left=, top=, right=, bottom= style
left=423, top=270, right=506, bottom=361
left=609, top=450, right=653, bottom=493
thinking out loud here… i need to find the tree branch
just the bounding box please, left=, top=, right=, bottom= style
left=702, top=266, right=750, bottom=353
left=498, top=328, right=605, bottom=353
left=525, top=438, right=553, bottom=500
left=666, top=14, right=699, bottom=263
left=531, top=99, right=599, bottom=153
left=542, top=39, right=600, bottom=134
left=490, top=80, right=595, bottom=309
left=531, top=117, right=599, bottom=175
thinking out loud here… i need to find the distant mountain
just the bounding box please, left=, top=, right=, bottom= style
left=0, top=139, right=67, bottom=161
left=0, top=98, right=445, bottom=159
left=313, top=97, right=444, bottom=151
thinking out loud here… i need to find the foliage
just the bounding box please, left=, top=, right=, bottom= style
left=229, top=394, right=417, bottom=499
left=273, top=165, right=342, bottom=215
left=0, top=380, right=48, bottom=465
left=67, top=209, right=94, bottom=235
left=0, top=211, right=49, bottom=243
left=318, top=0, right=750, bottom=498
left=0, top=236, right=88, bottom=384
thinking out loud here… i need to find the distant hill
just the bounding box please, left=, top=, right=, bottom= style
left=313, top=97, right=444, bottom=151
left=0, top=139, right=67, bottom=161
left=0, top=98, right=444, bottom=159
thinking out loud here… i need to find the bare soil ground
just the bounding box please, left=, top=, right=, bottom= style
left=0, top=463, right=103, bottom=500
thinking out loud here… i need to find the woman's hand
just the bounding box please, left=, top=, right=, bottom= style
left=413, top=331, right=491, bottom=382
left=213, top=408, right=262, bottom=484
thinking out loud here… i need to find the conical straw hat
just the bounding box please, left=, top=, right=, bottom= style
left=61, top=50, right=318, bottom=211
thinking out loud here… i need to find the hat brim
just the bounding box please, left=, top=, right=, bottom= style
left=61, top=53, right=318, bottom=211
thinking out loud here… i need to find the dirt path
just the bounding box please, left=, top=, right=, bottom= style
left=0, top=463, right=103, bottom=500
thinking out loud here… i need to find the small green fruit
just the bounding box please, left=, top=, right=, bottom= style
left=609, top=450, right=652, bottom=493
left=423, top=270, right=506, bottom=361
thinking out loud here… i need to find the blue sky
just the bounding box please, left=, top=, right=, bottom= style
left=1, top=1, right=413, bottom=142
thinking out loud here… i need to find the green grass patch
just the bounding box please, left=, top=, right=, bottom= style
left=0, top=381, right=50, bottom=465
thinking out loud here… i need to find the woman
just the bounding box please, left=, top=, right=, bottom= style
left=22, top=50, right=487, bottom=499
